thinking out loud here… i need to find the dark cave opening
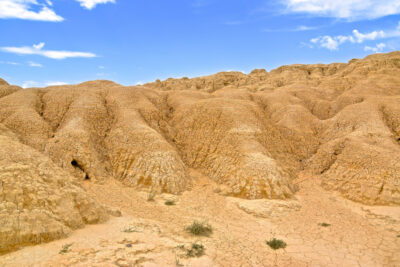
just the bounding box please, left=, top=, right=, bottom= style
left=71, top=159, right=90, bottom=180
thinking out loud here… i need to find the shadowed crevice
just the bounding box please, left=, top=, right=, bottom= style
left=71, top=159, right=90, bottom=180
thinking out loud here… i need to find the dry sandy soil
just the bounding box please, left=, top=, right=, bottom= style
left=1, top=171, right=400, bottom=267
left=0, top=52, right=400, bottom=266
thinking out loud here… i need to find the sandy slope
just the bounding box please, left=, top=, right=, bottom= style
left=1, top=170, right=399, bottom=266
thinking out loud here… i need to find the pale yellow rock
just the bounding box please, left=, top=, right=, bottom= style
left=0, top=52, right=400, bottom=253
left=0, top=124, right=108, bottom=253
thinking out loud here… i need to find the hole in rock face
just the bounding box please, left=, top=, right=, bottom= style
left=71, top=159, right=90, bottom=180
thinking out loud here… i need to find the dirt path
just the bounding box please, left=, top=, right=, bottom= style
left=1, top=170, right=399, bottom=266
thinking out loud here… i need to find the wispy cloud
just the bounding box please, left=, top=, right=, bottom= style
left=296, top=25, right=318, bottom=31
left=22, top=80, right=68, bottom=88
left=364, top=43, right=386, bottom=53
left=0, top=60, right=44, bottom=67
left=22, top=80, right=39, bottom=88
left=0, top=61, right=20, bottom=65
left=0, top=0, right=63, bottom=22
left=281, top=0, right=400, bottom=20
left=46, top=81, right=68, bottom=86
left=76, top=0, right=115, bottom=10
left=311, top=30, right=385, bottom=50
left=1, top=42, right=97, bottom=60
left=263, top=25, right=319, bottom=32
left=310, top=22, right=400, bottom=50
left=28, top=61, right=42, bottom=67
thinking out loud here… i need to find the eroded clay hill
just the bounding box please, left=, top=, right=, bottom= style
left=0, top=52, right=400, bottom=253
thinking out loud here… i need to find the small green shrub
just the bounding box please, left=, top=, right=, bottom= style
left=186, top=243, right=205, bottom=257
left=185, top=221, right=212, bottom=236
left=178, top=243, right=205, bottom=258
left=147, top=191, right=156, bottom=201
left=59, top=243, right=73, bottom=254
left=122, top=226, right=136, bottom=233
left=266, top=238, right=286, bottom=250
left=165, top=200, right=175, bottom=206
left=319, top=223, right=331, bottom=227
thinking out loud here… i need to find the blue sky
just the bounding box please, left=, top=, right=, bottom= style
left=1, top=0, right=400, bottom=87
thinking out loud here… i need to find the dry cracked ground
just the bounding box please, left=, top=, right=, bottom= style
left=0, top=52, right=400, bottom=266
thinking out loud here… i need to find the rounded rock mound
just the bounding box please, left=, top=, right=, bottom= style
left=0, top=124, right=108, bottom=253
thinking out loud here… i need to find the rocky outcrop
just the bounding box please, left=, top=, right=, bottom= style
left=0, top=124, right=108, bottom=253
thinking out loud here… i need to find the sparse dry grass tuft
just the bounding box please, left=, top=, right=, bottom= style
left=178, top=243, right=205, bottom=258
left=59, top=243, right=73, bottom=254
left=147, top=191, right=156, bottom=202
left=122, top=226, right=137, bottom=233
left=185, top=221, right=213, bottom=236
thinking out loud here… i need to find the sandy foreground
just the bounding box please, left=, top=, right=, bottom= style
left=1, top=170, right=399, bottom=267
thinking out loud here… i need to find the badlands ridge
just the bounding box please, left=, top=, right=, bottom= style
left=0, top=52, right=399, bottom=265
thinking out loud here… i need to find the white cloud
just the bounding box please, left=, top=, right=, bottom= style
left=310, top=23, right=400, bottom=50
left=263, top=25, right=319, bottom=32
left=76, top=0, right=115, bottom=10
left=296, top=25, right=318, bottom=31
left=22, top=80, right=39, bottom=88
left=311, top=36, right=342, bottom=50
left=0, top=60, right=44, bottom=67
left=1, top=42, right=97, bottom=60
left=98, top=65, right=105, bottom=69
left=282, top=0, right=400, bottom=20
left=28, top=61, right=42, bottom=67
left=0, top=0, right=63, bottom=21
left=22, top=80, right=68, bottom=88
left=364, top=43, right=386, bottom=53
left=46, top=81, right=68, bottom=86
left=0, top=61, right=20, bottom=65
left=353, top=29, right=385, bottom=43
left=33, top=42, right=45, bottom=50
